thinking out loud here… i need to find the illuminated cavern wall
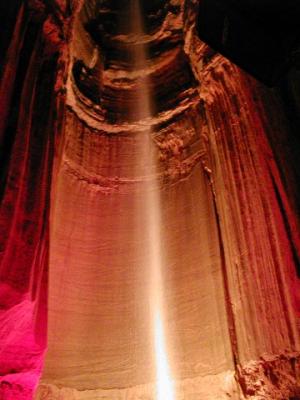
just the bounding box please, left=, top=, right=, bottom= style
left=0, top=1, right=300, bottom=399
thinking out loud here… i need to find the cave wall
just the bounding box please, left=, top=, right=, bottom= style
left=37, top=2, right=237, bottom=398
left=0, top=1, right=72, bottom=398
left=183, top=3, right=300, bottom=396
left=0, top=1, right=299, bottom=399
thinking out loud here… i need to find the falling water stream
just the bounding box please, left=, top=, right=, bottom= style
left=131, top=0, right=175, bottom=398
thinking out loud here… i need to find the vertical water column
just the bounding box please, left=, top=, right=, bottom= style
left=130, top=0, right=175, bottom=398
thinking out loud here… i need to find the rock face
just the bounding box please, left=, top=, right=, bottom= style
left=0, top=1, right=300, bottom=399
left=0, top=2, right=67, bottom=398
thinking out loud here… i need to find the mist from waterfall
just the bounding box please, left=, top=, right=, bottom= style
left=130, top=0, right=175, bottom=398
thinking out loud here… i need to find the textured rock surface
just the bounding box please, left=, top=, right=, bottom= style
left=40, top=1, right=236, bottom=395
left=39, top=0, right=300, bottom=398
left=0, top=1, right=68, bottom=397
left=0, top=0, right=299, bottom=399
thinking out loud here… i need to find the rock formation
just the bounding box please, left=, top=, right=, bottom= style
left=0, top=1, right=299, bottom=399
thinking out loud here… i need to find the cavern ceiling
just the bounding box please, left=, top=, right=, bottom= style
left=71, top=0, right=198, bottom=123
